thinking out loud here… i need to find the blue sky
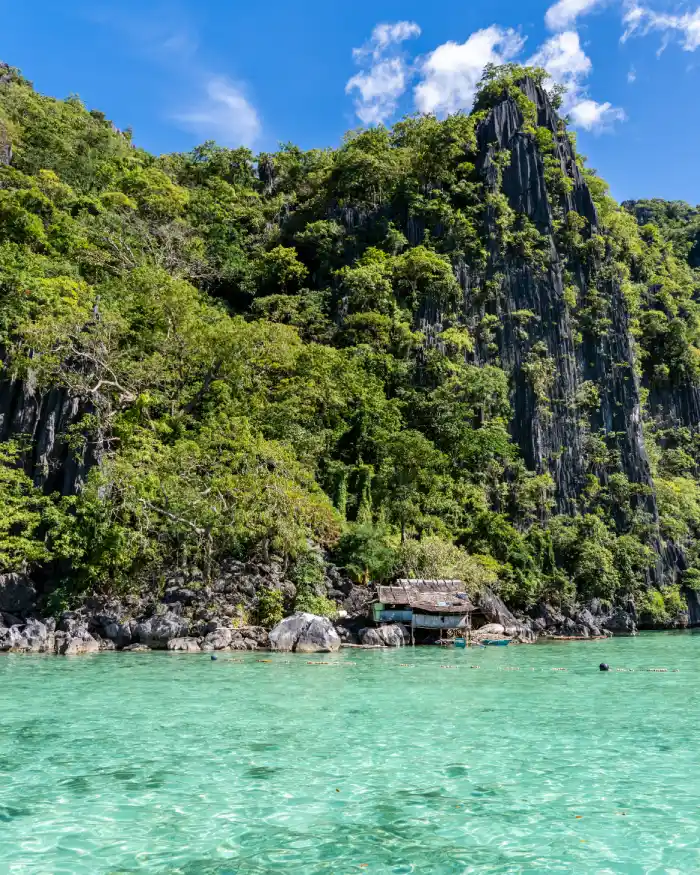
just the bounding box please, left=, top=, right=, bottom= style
left=2, top=0, right=700, bottom=203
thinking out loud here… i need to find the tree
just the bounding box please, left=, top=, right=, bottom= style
left=0, top=442, right=54, bottom=571
left=333, top=522, right=396, bottom=584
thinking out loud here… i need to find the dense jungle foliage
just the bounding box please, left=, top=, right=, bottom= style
left=1, top=60, right=699, bottom=621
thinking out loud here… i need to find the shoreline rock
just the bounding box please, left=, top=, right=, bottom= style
left=0, top=559, right=694, bottom=656
left=358, top=625, right=407, bottom=647
left=269, top=613, right=341, bottom=653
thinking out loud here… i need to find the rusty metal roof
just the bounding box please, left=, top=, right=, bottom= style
left=378, top=580, right=475, bottom=613
left=394, top=579, right=465, bottom=591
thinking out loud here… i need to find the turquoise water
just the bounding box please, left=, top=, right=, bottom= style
left=1, top=634, right=699, bottom=874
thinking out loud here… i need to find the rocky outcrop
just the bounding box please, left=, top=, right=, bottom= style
left=58, top=632, right=100, bottom=655
left=0, top=375, right=99, bottom=495
left=0, top=620, right=100, bottom=656
left=0, top=574, right=36, bottom=616
left=358, top=624, right=406, bottom=647
left=528, top=599, right=634, bottom=637
left=22, top=618, right=55, bottom=652
left=476, top=588, right=536, bottom=640
left=201, top=627, right=233, bottom=651
left=269, top=613, right=341, bottom=653
left=0, top=624, right=32, bottom=651
left=0, top=616, right=99, bottom=654
left=134, top=613, right=189, bottom=649
left=464, top=80, right=656, bottom=522
left=167, top=637, right=201, bottom=652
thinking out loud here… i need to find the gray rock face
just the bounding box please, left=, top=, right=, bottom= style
left=342, top=585, right=373, bottom=618
left=476, top=623, right=506, bottom=637
left=167, top=637, right=201, bottom=652
left=528, top=600, right=625, bottom=637
left=0, top=375, right=99, bottom=496
left=468, top=81, right=655, bottom=526
left=269, top=613, right=341, bottom=653
left=123, top=643, right=151, bottom=652
left=58, top=611, right=86, bottom=636
left=601, top=607, right=637, bottom=635
left=23, top=619, right=54, bottom=652
left=0, top=619, right=54, bottom=652
left=359, top=625, right=406, bottom=647
left=576, top=609, right=602, bottom=636
left=201, top=627, right=233, bottom=651
left=295, top=616, right=341, bottom=653
left=684, top=588, right=700, bottom=626
left=135, top=612, right=189, bottom=649
left=477, top=589, right=535, bottom=641
left=101, top=620, right=133, bottom=649
left=0, top=574, right=36, bottom=615
left=59, top=632, right=100, bottom=655
left=0, top=625, right=29, bottom=651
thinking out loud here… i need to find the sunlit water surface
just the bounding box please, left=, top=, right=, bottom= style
left=1, top=633, right=700, bottom=873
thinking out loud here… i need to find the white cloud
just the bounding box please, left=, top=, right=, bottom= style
left=627, top=65, right=637, bottom=81
left=568, top=98, right=627, bottom=128
left=414, top=26, right=525, bottom=114
left=346, top=59, right=410, bottom=125
left=621, top=3, right=646, bottom=41
left=174, top=76, right=261, bottom=147
left=91, top=8, right=263, bottom=147
left=529, top=30, right=592, bottom=86
left=354, top=21, right=422, bottom=60
left=347, top=18, right=624, bottom=133
left=622, top=3, right=700, bottom=51
left=545, top=0, right=604, bottom=31
left=346, top=20, right=421, bottom=125
left=528, top=30, right=625, bottom=130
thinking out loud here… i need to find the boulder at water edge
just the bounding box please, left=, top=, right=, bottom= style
left=269, top=613, right=341, bottom=653
left=134, top=612, right=189, bottom=649
left=0, top=619, right=55, bottom=653
left=358, top=625, right=406, bottom=647
left=200, top=627, right=233, bottom=651
left=167, top=637, right=201, bottom=652
left=475, top=623, right=506, bottom=637
left=59, top=632, right=100, bottom=655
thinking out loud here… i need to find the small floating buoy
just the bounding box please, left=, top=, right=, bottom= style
left=599, top=663, right=610, bottom=672
left=211, top=654, right=217, bottom=661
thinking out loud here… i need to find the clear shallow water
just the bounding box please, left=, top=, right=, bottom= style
left=1, top=635, right=699, bottom=874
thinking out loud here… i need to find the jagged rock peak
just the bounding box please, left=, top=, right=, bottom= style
left=477, top=76, right=598, bottom=232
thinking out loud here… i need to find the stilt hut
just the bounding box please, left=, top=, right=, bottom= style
left=371, top=579, right=479, bottom=644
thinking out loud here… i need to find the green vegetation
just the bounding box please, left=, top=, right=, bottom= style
left=0, top=60, right=699, bottom=619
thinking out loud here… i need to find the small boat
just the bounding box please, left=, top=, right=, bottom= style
left=454, top=638, right=466, bottom=648
left=482, top=639, right=511, bottom=646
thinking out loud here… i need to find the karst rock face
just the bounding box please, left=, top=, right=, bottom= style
left=452, top=79, right=655, bottom=519
left=0, top=373, right=98, bottom=495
